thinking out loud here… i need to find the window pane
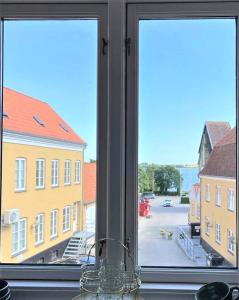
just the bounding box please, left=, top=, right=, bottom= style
left=138, top=19, right=236, bottom=268
left=1, top=20, right=97, bottom=264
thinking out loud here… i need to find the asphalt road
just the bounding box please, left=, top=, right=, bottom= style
left=138, top=196, right=198, bottom=267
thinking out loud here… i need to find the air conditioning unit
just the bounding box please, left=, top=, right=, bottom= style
left=3, top=209, right=20, bottom=225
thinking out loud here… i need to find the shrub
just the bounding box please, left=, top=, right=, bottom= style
left=181, top=196, right=189, bottom=204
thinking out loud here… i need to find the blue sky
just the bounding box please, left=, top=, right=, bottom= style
left=4, top=19, right=236, bottom=164
left=139, top=19, right=236, bottom=164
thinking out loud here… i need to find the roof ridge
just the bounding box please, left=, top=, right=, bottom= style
left=4, top=87, right=48, bottom=105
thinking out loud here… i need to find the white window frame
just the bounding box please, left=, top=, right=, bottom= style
left=215, top=185, right=221, bottom=206
left=11, top=218, right=27, bottom=256
left=51, top=159, right=59, bottom=187
left=228, top=188, right=235, bottom=211
left=35, top=214, right=44, bottom=245
left=15, top=158, right=26, bottom=192
left=63, top=206, right=71, bottom=232
left=50, top=209, right=58, bottom=239
left=227, top=229, right=235, bottom=255
left=64, top=159, right=71, bottom=185
left=75, top=160, right=81, bottom=184
left=0, top=2, right=108, bottom=281
left=206, top=184, right=210, bottom=202
left=126, top=1, right=239, bottom=285
left=36, top=159, right=45, bottom=189
left=215, top=223, right=221, bottom=244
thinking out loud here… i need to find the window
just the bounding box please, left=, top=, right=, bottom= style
left=127, top=2, right=237, bottom=275
left=36, top=159, right=45, bottom=189
left=35, top=214, right=44, bottom=245
left=215, top=185, right=221, bottom=206
left=215, top=223, right=221, bottom=244
left=50, top=210, right=58, bottom=238
left=206, top=184, right=210, bottom=202
left=75, top=160, right=81, bottom=183
left=228, top=189, right=235, bottom=211
left=227, top=229, right=235, bottom=254
left=12, top=218, right=27, bottom=255
left=0, top=0, right=238, bottom=286
left=64, top=160, right=71, bottom=185
left=51, top=160, right=59, bottom=187
left=15, top=158, right=26, bottom=191
left=63, top=206, right=70, bottom=232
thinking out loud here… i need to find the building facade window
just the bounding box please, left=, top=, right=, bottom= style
left=205, top=184, right=210, bottom=202
left=51, top=160, right=59, bottom=187
left=227, top=189, right=235, bottom=211
left=205, top=217, right=210, bottom=236
left=75, top=160, right=81, bottom=183
left=64, top=160, right=71, bottom=185
left=227, top=229, right=235, bottom=254
left=215, top=223, right=221, bottom=244
left=50, top=209, right=58, bottom=238
left=15, top=158, right=26, bottom=192
left=35, top=214, right=44, bottom=245
left=12, top=218, right=27, bottom=255
left=63, top=206, right=70, bottom=232
left=36, top=159, right=45, bottom=189
left=215, top=185, right=221, bottom=206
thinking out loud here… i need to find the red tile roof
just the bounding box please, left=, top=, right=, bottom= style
left=206, top=121, right=231, bottom=148
left=3, top=87, right=86, bottom=145
left=200, top=128, right=236, bottom=178
left=83, top=162, right=96, bottom=203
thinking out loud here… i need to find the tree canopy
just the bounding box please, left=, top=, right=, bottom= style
left=138, top=163, right=182, bottom=195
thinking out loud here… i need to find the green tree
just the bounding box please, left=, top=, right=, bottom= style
left=154, top=165, right=182, bottom=195
left=138, top=164, right=151, bottom=193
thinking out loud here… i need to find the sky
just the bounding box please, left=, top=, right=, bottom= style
left=3, top=19, right=236, bottom=164
left=139, top=19, right=236, bottom=165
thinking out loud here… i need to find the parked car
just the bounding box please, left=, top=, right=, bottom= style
left=163, top=199, right=173, bottom=207
left=141, top=192, right=156, bottom=200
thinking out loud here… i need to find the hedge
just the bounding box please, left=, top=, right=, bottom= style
left=180, top=196, right=190, bottom=204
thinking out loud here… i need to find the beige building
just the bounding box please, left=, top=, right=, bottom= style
left=188, top=183, right=200, bottom=224
left=200, top=128, right=236, bottom=267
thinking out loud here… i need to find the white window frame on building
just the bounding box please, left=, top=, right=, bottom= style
left=15, top=158, right=26, bottom=192
left=51, top=159, right=59, bottom=187
left=215, top=223, right=221, bottom=244
left=35, top=214, right=44, bottom=245
left=50, top=209, right=58, bottom=239
left=75, top=160, right=81, bottom=184
left=63, top=206, right=71, bottom=232
left=227, top=229, right=235, bottom=255
left=228, top=188, right=235, bottom=211
left=215, top=185, right=221, bottom=206
left=36, top=159, right=45, bottom=189
left=11, top=218, right=27, bottom=256
left=64, top=159, right=71, bottom=185
left=205, top=184, right=210, bottom=202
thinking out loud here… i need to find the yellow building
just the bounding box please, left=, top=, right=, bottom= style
left=188, top=183, right=200, bottom=225
left=200, top=128, right=236, bottom=267
left=1, top=87, right=86, bottom=263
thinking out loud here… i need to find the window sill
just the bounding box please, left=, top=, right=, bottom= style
left=8, top=280, right=201, bottom=295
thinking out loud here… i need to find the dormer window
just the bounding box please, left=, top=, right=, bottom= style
left=33, top=116, right=44, bottom=127
left=59, top=123, right=69, bottom=133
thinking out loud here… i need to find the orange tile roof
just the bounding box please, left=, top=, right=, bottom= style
left=83, top=162, right=96, bottom=203
left=206, top=121, right=231, bottom=148
left=3, top=87, right=86, bottom=145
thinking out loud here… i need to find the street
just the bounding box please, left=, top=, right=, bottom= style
left=138, top=196, right=198, bottom=267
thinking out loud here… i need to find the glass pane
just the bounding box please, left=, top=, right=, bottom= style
left=138, top=19, right=237, bottom=268
left=1, top=20, right=97, bottom=264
